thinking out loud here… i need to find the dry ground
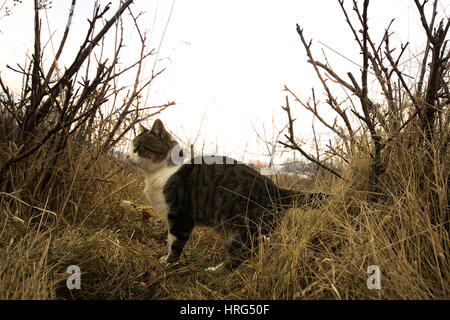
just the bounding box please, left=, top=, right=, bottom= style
left=1, top=154, right=447, bottom=300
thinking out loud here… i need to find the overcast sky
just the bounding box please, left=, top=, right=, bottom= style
left=0, top=0, right=447, bottom=163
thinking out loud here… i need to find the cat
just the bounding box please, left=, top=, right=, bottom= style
left=128, top=119, right=326, bottom=273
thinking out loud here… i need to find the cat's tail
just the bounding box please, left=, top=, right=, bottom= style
left=259, top=188, right=329, bottom=236
left=278, top=188, right=329, bottom=208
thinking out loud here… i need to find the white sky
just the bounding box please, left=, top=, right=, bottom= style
left=0, top=0, right=448, bottom=163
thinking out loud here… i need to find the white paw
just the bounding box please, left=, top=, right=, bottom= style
left=159, top=255, right=169, bottom=265
left=205, top=262, right=227, bottom=274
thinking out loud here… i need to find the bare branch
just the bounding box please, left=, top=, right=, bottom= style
left=45, top=0, right=76, bottom=83
left=280, top=96, right=346, bottom=181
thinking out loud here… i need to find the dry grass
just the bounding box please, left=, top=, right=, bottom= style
left=0, top=134, right=447, bottom=300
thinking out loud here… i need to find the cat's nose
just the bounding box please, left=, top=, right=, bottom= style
left=127, top=153, right=139, bottom=167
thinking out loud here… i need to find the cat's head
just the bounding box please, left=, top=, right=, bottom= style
left=129, top=119, right=178, bottom=172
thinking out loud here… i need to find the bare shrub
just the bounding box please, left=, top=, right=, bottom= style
left=0, top=1, right=173, bottom=223
left=281, top=0, right=449, bottom=224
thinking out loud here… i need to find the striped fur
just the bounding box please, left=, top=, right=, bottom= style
left=131, top=119, right=326, bottom=272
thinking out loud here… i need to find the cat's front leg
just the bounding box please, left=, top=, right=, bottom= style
left=159, top=233, right=181, bottom=265
left=158, top=209, right=194, bottom=265
left=159, top=225, right=192, bottom=265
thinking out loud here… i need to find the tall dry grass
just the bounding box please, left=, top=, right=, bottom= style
left=1, top=138, right=447, bottom=299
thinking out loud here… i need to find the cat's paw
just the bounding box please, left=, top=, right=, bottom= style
left=159, top=254, right=179, bottom=266
left=159, top=254, right=170, bottom=265
left=205, top=262, right=227, bottom=274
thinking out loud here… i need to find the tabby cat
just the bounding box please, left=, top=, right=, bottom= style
left=129, top=119, right=325, bottom=273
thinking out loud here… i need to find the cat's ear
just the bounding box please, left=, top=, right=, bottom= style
left=150, top=119, right=166, bottom=138
left=139, top=124, right=148, bottom=134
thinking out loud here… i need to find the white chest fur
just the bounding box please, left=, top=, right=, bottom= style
left=143, top=165, right=181, bottom=220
